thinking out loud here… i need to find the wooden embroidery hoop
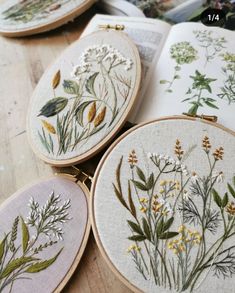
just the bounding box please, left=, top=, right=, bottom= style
left=0, top=0, right=95, bottom=37
left=27, top=30, right=142, bottom=167
left=90, top=115, right=235, bottom=293
left=0, top=175, right=91, bottom=293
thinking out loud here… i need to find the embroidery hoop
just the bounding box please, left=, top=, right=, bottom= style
left=0, top=175, right=91, bottom=292
left=0, top=0, right=95, bottom=37
left=90, top=115, right=235, bottom=293
left=27, top=30, right=141, bottom=167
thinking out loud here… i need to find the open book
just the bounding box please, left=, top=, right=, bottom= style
left=81, top=14, right=235, bottom=131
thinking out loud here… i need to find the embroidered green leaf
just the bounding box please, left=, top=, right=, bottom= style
left=156, top=218, right=164, bottom=236
left=142, top=218, right=151, bottom=241
left=89, top=123, right=106, bottom=136
left=127, top=221, right=143, bottom=235
left=113, top=184, right=128, bottom=210
left=63, top=80, right=80, bottom=95
left=26, top=248, right=63, bottom=273
left=222, top=193, right=229, bottom=208
left=85, top=72, right=99, bottom=95
left=159, top=232, right=179, bottom=240
left=228, top=183, right=235, bottom=199
left=21, top=216, right=29, bottom=253
left=146, top=173, right=154, bottom=190
left=128, top=181, right=136, bottom=218
left=160, top=80, right=168, bottom=84
left=136, top=166, right=146, bottom=182
left=75, top=101, right=93, bottom=127
left=128, top=235, right=146, bottom=242
left=38, top=97, right=68, bottom=117
left=0, top=235, right=7, bottom=264
left=162, top=217, right=174, bottom=232
left=213, top=189, right=222, bottom=208
left=132, top=180, right=148, bottom=191
left=0, top=257, right=37, bottom=279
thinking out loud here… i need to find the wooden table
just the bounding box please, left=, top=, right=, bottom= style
left=0, top=6, right=132, bottom=293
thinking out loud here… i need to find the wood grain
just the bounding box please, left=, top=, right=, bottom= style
left=0, top=6, right=132, bottom=293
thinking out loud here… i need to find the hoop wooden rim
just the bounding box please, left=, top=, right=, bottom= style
left=90, top=115, right=235, bottom=293
left=0, top=0, right=95, bottom=37
left=0, top=175, right=91, bottom=292
left=26, top=30, right=142, bottom=167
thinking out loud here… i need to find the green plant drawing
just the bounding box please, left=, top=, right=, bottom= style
left=0, top=192, right=71, bottom=292
left=2, top=0, right=72, bottom=24
left=37, top=44, right=133, bottom=156
left=193, top=30, right=227, bottom=67
left=160, top=42, right=198, bottom=93
left=113, top=137, right=235, bottom=292
left=218, top=52, right=235, bottom=104
left=182, top=70, right=217, bottom=116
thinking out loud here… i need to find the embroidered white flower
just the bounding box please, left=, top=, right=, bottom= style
left=212, top=171, right=224, bottom=183
left=71, top=44, right=133, bottom=78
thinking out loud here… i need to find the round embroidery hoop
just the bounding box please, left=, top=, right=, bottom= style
left=27, top=30, right=141, bottom=167
left=91, top=116, right=235, bottom=293
left=0, top=0, right=95, bottom=37
left=0, top=175, right=90, bottom=293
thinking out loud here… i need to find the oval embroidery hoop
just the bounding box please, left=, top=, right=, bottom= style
left=27, top=29, right=141, bottom=167
left=0, top=175, right=90, bottom=293
left=0, top=0, right=95, bottom=37
left=91, top=115, right=235, bottom=293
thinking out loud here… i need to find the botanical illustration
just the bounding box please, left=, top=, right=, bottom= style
left=113, top=137, right=235, bottom=291
left=160, top=42, right=198, bottom=93
left=182, top=70, right=218, bottom=116
left=0, top=192, right=71, bottom=292
left=193, top=30, right=227, bottom=67
left=37, top=44, right=133, bottom=156
left=218, top=52, right=235, bottom=104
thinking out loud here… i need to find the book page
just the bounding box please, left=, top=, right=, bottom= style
left=136, top=22, right=235, bottom=131
left=81, top=14, right=171, bottom=122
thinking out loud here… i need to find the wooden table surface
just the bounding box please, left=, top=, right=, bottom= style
left=0, top=6, right=132, bottom=293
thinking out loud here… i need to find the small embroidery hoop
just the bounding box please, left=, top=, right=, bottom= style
left=27, top=29, right=142, bottom=167
left=0, top=0, right=95, bottom=37
left=90, top=115, right=235, bottom=293
left=0, top=174, right=91, bottom=292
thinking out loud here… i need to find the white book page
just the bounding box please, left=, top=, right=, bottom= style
left=81, top=14, right=171, bottom=122
left=136, top=22, right=235, bottom=131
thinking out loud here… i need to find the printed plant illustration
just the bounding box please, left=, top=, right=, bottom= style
left=218, top=52, right=235, bottom=104
left=0, top=192, right=71, bottom=292
left=182, top=70, right=217, bottom=116
left=37, top=44, right=133, bottom=155
left=2, top=0, right=72, bottom=24
left=113, top=137, right=235, bottom=291
left=193, top=30, right=227, bottom=67
left=160, top=42, right=198, bottom=93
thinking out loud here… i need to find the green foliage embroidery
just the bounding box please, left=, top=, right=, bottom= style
left=218, top=52, right=235, bottom=104
left=38, top=44, right=133, bottom=156
left=193, top=30, right=227, bottom=67
left=2, top=0, right=72, bottom=24
left=182, top=70, right=217, bottom=116
left=0, top=192, right=71, bottom=292
left=160, top=42, right=198, bottom=93
left=113, top=137, right=235, bottom=291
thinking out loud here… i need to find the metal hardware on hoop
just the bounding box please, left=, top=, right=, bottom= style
left=183, top=113, right=218, bottom=123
